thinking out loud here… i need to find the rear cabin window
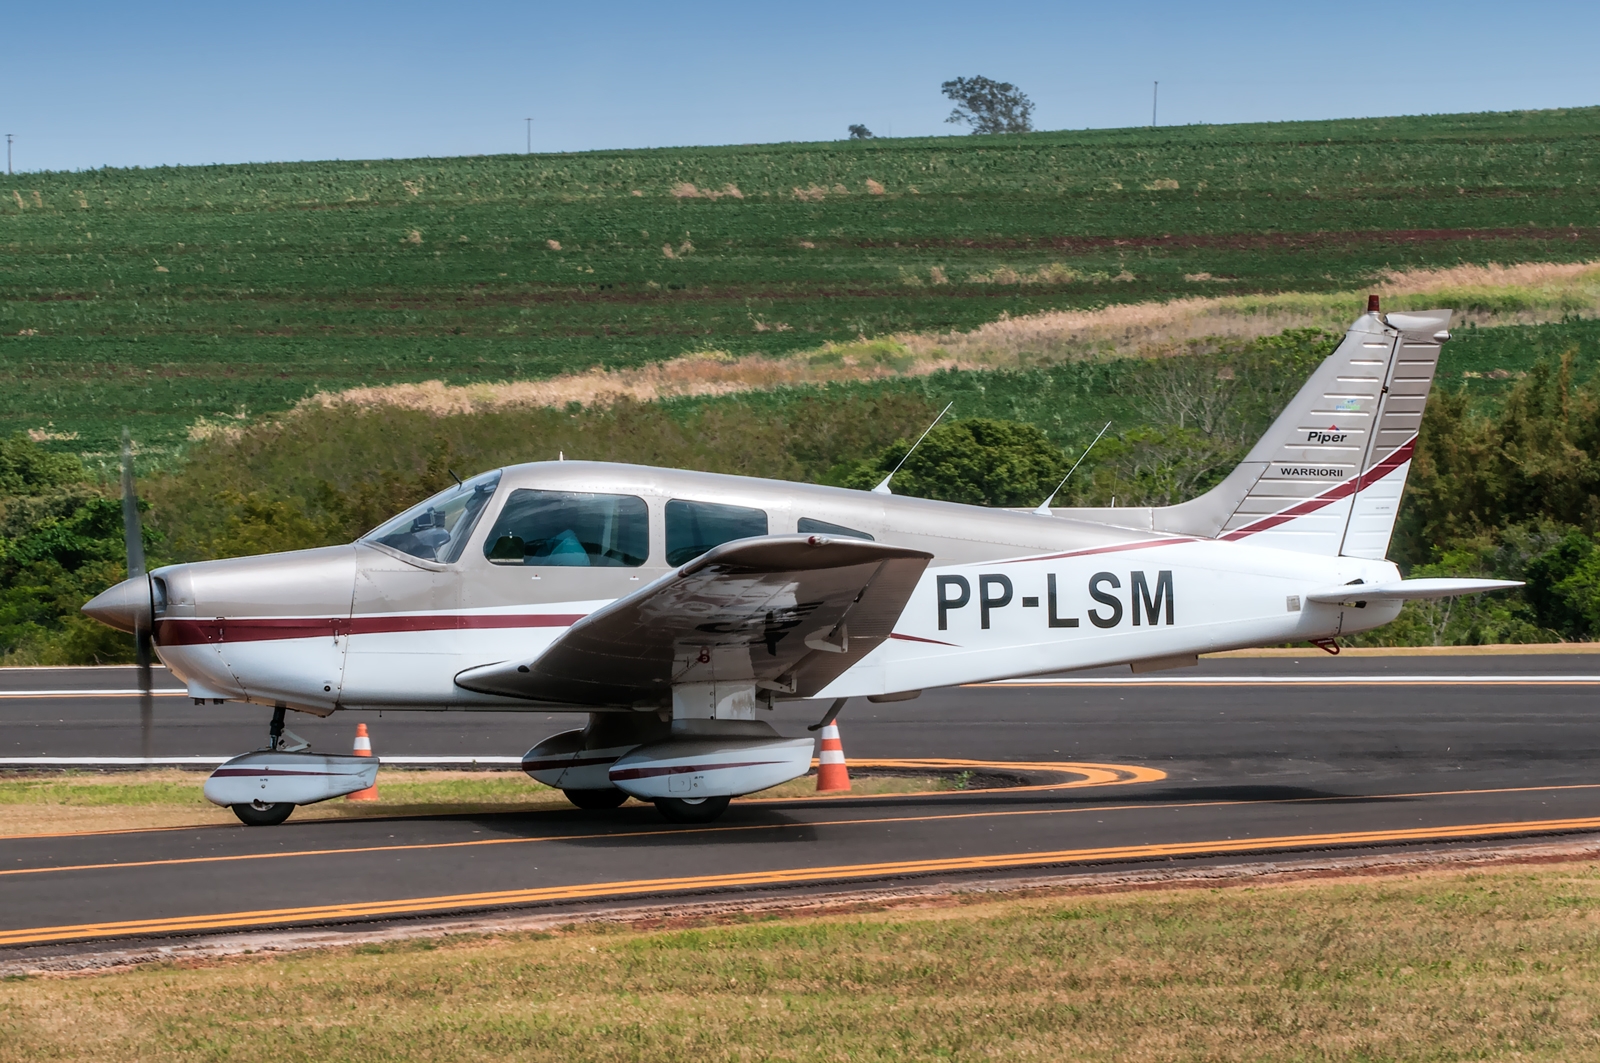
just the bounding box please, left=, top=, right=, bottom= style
left=665, top=499, right=767, bottom=566
left=483, top=490, right=649, bottom=567
left=797, top=517, right=874, bottom=541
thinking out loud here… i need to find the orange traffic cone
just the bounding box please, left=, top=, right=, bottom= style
left=816, top=721, right=850, bottom=792
left=347, top=722, right=378, bottom=801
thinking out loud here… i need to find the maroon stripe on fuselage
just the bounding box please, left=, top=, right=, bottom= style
left=156, top=613, right=585, bottom=646
left=999, top=536, right=1198, bottom=566
left=889, top=632, right=957, bottom=646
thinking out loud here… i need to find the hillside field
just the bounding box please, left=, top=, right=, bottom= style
left=2, top=107, right=1598, bottom=459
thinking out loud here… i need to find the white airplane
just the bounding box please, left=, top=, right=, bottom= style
left=84, top=301, right=1516, bottom=825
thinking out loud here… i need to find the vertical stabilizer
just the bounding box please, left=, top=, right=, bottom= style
left=1215, top=306, right=1449, bottom=556
left=1049, top=303, right=1450, bottom=560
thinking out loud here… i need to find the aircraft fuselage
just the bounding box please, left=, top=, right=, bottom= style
left=146, top=460, right=1399, bottom=715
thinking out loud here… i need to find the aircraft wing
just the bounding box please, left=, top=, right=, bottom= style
left=454, top=535, right=933, bottom=708
left=1305, top=578, right=1522, bottom=604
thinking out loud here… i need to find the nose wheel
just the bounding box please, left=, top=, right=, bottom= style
left=231, top=801, right=295, bottom=827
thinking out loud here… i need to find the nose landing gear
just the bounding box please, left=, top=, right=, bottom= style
left=204, top=706, right=379, bottom=827
left=231, top=800, right=295, bottom=827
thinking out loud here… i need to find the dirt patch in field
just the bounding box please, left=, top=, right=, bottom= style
left=291, top=260, right=1600, bottom=419
left=854, top=224, right=1600, bottom=254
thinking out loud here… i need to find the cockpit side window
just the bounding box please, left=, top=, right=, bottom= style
left=665, top=498, right=767, bottom=566
left=362, top=470, right=501, bottom=564
left=483, top=490, right=648, bottom=567
left=797, top=517, right=874, bottom=541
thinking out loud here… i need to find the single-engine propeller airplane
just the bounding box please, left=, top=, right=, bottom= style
left=85, top=300, right=1518, bottom=826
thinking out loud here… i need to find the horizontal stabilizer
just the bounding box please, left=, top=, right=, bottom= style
left=1305, top=578, right=1522, bottom=604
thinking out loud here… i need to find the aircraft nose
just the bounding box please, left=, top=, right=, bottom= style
left=82, top=576, right=152, bottom=634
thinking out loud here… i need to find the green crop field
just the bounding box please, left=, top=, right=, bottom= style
left=2, top=107, right=1598, bottom=459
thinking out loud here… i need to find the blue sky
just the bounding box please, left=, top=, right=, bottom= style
left=5, top=0, right=1597, bottom=172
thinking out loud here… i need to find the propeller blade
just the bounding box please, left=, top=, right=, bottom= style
left=120, top=429, right=153, bottom=760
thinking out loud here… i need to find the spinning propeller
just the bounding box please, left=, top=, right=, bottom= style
left=119, top=428, right=154, bottom=759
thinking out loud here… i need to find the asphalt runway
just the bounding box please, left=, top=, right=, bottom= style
left=3, top=653, right=1600, bottom=953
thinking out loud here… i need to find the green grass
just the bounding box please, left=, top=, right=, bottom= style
left=0, top=771, right=956, bottom=835
left=3, top=107, right=1598, bottom=461
left=4, top=863, right=1600, bottom=1060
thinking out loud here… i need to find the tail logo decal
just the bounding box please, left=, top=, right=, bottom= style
left=1219, top=436, right=1415, bottom=543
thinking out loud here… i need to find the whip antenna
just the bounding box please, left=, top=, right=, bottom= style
left=872, top=402, right=953, bottom=495
left=1034, top=420, right=1112, bottom=514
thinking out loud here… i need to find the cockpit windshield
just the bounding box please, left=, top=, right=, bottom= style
left=361, top=470, right=501, bottom=563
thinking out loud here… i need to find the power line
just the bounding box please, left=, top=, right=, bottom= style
left=1152, top=82, right=1158, bottom=127
left=5, top=135, right=12, bottom=176
left=525, top=117, right=532, bottom=154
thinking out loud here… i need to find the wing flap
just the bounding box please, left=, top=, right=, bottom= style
left=455, top=535, right=932, bottom=707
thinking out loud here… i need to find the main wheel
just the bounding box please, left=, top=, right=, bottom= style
left=231, top=801, right=294, bottom=826
left=563, top=787, right=629, bottom=810
left=653, top=795, right=731, bottom=823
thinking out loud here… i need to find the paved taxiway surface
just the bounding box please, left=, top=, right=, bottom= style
left=3, top=654, right=1600, bottom=950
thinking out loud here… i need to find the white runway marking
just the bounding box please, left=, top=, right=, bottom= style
left=0, top=756, right=524, bottom=768
left=0, top=689, right=188, bottom=698
left=980, top=675, right=1600, bottom=686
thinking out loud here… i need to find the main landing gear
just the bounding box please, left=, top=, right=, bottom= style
left=562, top=788, right=629, bottom=810
left=652, top=795, right=732, bottom=823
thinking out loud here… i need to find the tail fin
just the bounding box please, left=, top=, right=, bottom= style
left=1060, top=303, right=1450, bottom=559
left=1212, top=305, right=1449, bottom=557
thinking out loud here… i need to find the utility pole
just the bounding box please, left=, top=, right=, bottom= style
left=525, top=117, right=532, bottom=154
left=1152, top=82, right=1158, bottom=128
left=5, top=135, right=11, bottom=176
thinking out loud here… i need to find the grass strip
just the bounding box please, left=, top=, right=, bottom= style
left=0, top=770, right=950, bottom=836
left=2, top=863, right=1598, bottom=1060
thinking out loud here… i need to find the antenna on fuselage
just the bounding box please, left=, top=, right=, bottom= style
left=1034, top=420, right=1112, bottom=515
left=871, top=402, right=953, bottom=495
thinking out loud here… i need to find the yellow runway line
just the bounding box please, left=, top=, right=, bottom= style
left=6, top=813, right=1600, bottom=947
left=9, top=779, right=1599, bottom=879
left=758, top=758, right=1167, bottom=803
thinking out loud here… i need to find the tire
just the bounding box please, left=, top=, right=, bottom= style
left=563, top=787, right=629, bottom=810
left=653, top=795, right=732, bottom=823
left=231, top=801, right=294, bottom=826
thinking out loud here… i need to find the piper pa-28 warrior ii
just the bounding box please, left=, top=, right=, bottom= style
left=84, top=300, right=1518, bottom=826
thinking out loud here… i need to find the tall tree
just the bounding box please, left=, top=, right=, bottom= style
left=941, top=76, right=1034, bottom=134
left=848, top=124, right=874, bottom=140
